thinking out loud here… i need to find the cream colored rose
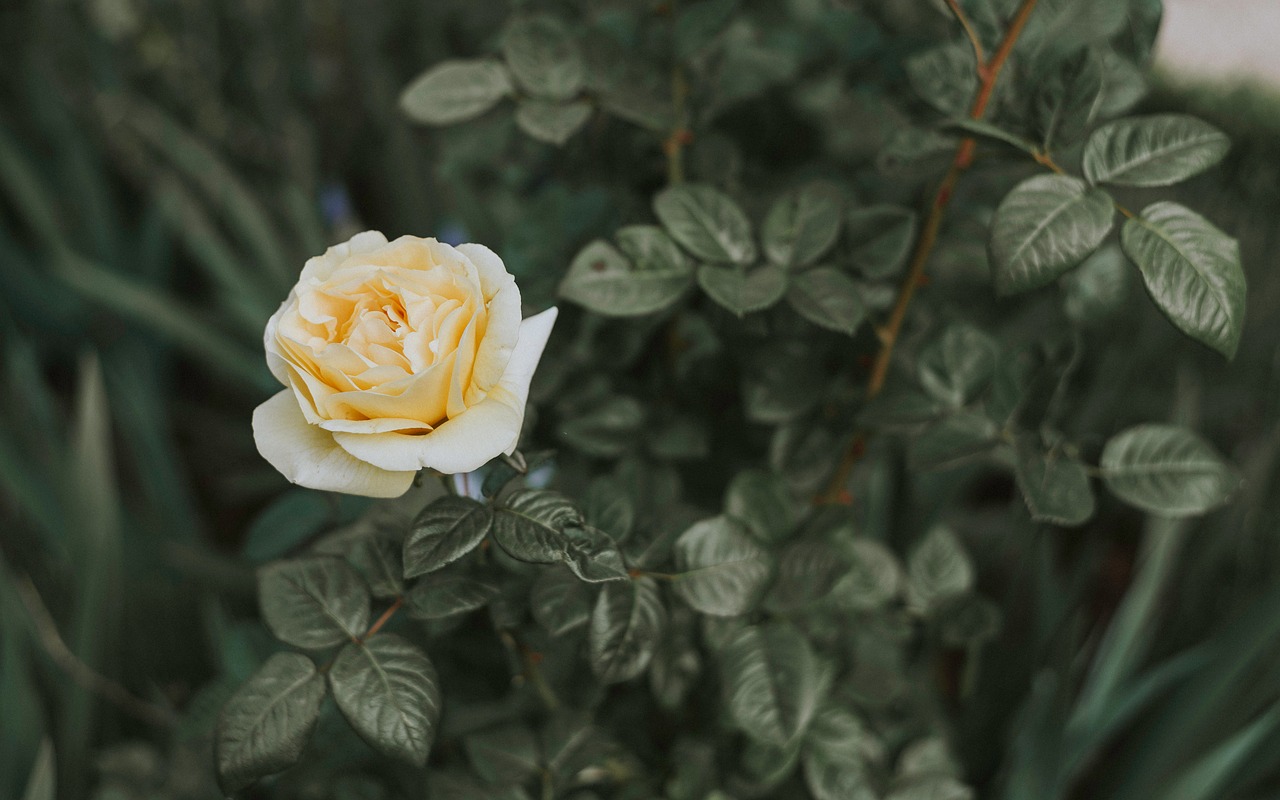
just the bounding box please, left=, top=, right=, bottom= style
left=253, top=231, right=557, bottom=498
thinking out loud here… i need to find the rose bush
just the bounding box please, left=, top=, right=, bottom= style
left=252, top=231, right=557, bottom=497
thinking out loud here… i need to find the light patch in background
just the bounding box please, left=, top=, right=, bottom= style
left=1156, top=0, right=1280, bottom=85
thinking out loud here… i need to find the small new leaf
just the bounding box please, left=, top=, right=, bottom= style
left=329, top=635, right=441, bottom=767
left=1083, top=114, right=1230, bottom=187
left=1014, top=439, right=1096, bottom=526
left=917, top=323, right=998, bottom=407
left=216, top=653, right=326, bottom=793
left=1100, top=424, right=1239, bottom=516
left=515, top=99, right=592, bottom=145
left=989, top=174, right=1115, bottom=295
left=258, top=557, right=371, bottom=650
left=906, top=526, right=974, bottom=612
left=1121, top=202, right=1245, bottom=358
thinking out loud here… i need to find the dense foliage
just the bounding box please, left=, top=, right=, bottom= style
left=3, top=1, right=1280, bottom=799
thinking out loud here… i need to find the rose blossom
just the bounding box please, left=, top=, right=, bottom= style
left=253, top=231, right=557, bottom=497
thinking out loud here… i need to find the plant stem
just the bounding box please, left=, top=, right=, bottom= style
left=944, top=0, right=986, bottom=67
left=817, top=0, right=1040, bottom=504
left=361, top=596, right=403, bottom=641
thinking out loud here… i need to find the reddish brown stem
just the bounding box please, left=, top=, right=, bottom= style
left=361, top=596, right=403, bottom=641
left=816, top=0, right=1040, bottom=504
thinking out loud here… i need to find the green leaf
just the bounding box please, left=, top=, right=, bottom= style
left=673, top=516, right=773, bottom=616
left=400, top=60, right=512, bottom=126
left=1013, top=439, right=1096, bottom=526
left=906, top=526, right=974, bottom=612
left=216, top=653, right=326, bottom=792
left=785, top=267, right=867, bottom=335
left=559, top=229, right=692, bottom=317
left=1121, top=202, right=1245, bottom=358
left=989, top=174, right=1115, bottom=295
left=345, top=534, right=405, bottom=600
left=589, top=577, right=666, bottom=683
left=766, top=539, right=845, bottom=612
left=676, top=0, right=739, bottom=59
left=582, top=477, right=635, bottom=542
left=406, top=574, right=499, bottom=620
left=917, top=323, right=998, bottom=407
left=515, top=100, right=592, bottom=145
left=941, top=118, right=1039, bottom=154
left=1036, top=50, right=1104, bottom=149
left=531, top=567, right=593, bottom=636
left=559, top=394, right=645, bottom=457
left=830, top=539, right=903, bottom=611
left=724, top=469, right=797, bottom=543
left=762, top=182, right=844, bottom=269
left=935, top=594, right=1003, bottom=646
left=1083, top=114, right=1230, bottom=187
left=905, top=40, right=977, bottom=116
left=654, top=184, right=757, bottom=265
left=697, top=264, right=788, bottom=316
left=465, top=724, right=542, bottom=784
left=258, top=557, right=371, bottom=650
left=20, top=741, right=54, bottom=800
left=492, top=490, right=581, bottom=563
left=802, top=707, right=878, bottom=800
left=501, top=15, right=584, bottom=100
left=722, top=623, right=831, bottom=746
left=908, top=411, right=1000, bottom=471
left=1064, top=244, right=1130, bottom=325
left=1100, top=424, right=1239, bottom=516
left=329, top=635, right=441, bottom=767
left=562, top=526, right=629, bottom=583
left=649, top=611, right=702, bottom=711
left=847, top=205, right=917, bottom=279
left=403, top=496, right=494, bottom=579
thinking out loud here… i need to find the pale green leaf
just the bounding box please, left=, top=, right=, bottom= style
left=762, top=182, right=844, bottom=269
left=785, top=267, right=867, bottom=335
left=1100, top=424, right=1239, bottom=516
left=697, top=264, right=788, bottom=316
left=917, top=323, right=998, bottom=407
left=502, top=15, right=584, bottom=100
left=515, top=100, right=592, bottom=145
left=559, top=235, right=692, bottom=317
left=722, top=623, right=831, bottom=746
left=1083, top=114, right=1229, bottom=187
left=673, top=516, right=773, bottom=616
left=654, top=184, right=757, bottom=265
left=400, top=60, right=511, bottom=126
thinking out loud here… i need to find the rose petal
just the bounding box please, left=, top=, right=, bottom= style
left=301, top=230, right=389, bottom=282
left=252, top=390, right=416, bottom=497
left=331, top=307, right=558, bottom=473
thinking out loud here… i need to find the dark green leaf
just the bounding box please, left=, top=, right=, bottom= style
left=1063, top=244, right=1130, bottom=324
left=906, top=527, right=974, bottom=612
left=492, top=490, right=581, bottom=563
left=676, top=0, right=739, bottom=59
left=905, top=40, right=977, bottom=116
left=216, top=653, right=326, bottom=792
left=582, top=477, right=635, bottom=542
left=1036, top=50, right=1104, bottom=149
left=989, top=174, right=1115, bottom=295
left=830, top=539, right=903, bottom=611
left=1121, top=202, right=1245, bottom=358
left=1100, top=424, right=1239, bottom=516
left=847, top=205, right=917, bottom=279
left=559, top=230, right=692, bottom=317
left=346, top=534, right=405, bottom=600
left=935, top=594, right=1003, bottom=646
left=404, top=496, right=494, bottom=579
left=907, top=411, right=1000, bottom=471
left=1013, top=439, right=1096, bottom=526
left=1083, top=114, right=1230, bottom=187
left=515, top=100, right=592, bottom=145
left=803, top=708, right=877, bottom=800
left=762, top=182, right=844, bottom=269
left=563, top=526, right=630, bottom=583
left=785, top=267, right=867, bottom=335
left=673, top=516, right=773, bottom=616
left=724, top=469, right=796, bottom=543
left=766, top=539, right=844, bottom=612
left=400, top=60, right=511, bottom=126
left=531, top=567, right=593, bottom=636
left=406, top=574, right=499, bottom=620
left=559, top=395, right=645, bottom=457
left=258, top=557, right=371, bottom=650
left=502, top=16, right=584, bottom=100
left=941, top=119, right=1038, bottom=154
left=589, top=577, right=666, bottom=683
left=697, top=264, right=788, bottom=317
left=329, top=635, right=441, bottom=767
left=917, top=323, right=998, bottom=407
left=465, top=724, right=541, bottom=784
left=722, top=623, right=832, bottom=746
left=654, top=184, right=757, bottom=265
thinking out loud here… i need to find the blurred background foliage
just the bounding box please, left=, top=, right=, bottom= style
left=1, top=0, right=1279, bottom=798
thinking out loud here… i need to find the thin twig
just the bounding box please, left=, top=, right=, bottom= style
left=361, top=596, right=403, bottom=641
left=817, top=0, right=1041, bottom=504
left=944, top=0, right=987, bottom=67
left=14, top=575, right=176, bottom=729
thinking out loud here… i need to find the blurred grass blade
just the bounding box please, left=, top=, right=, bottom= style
left=1162, top=704, right=1280, bottom=800
left=20, top=739, right=54, bottom=800
left=53, top=250, right=275, bottom=394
